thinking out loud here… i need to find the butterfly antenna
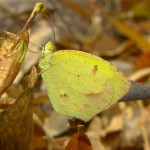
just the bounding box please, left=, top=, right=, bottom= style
left=29, top=41, right=44, bottom=49
left=29, top=41, right=44, bottom=53
left=27, top=48, right=35, bottom=53
left=42, top=10, right=56, bottom=51
left=27, top=47, right=40, bottom=54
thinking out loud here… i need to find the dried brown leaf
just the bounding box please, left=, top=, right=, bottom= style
left=0, top=2, right=48, bottom=97
left=0, top=30, right=29, bottom=96
left=0, top=67, right=37, bottom=150
left=65, top=126, right=92, bottom=150
left=136, top=52, right=150, bottom=69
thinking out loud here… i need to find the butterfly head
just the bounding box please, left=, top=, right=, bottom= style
left=44, top=41, right=55, bottom=54
left=39, top=41, right=55, bottom=70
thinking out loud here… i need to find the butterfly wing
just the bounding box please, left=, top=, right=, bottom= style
left=40, top=50, right=130, bottom=122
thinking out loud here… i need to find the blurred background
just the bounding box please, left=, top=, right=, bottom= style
left=0, top=0, right=150, bottom=149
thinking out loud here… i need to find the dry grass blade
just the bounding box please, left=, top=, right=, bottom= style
left=109, top=17, right=150, bottom=52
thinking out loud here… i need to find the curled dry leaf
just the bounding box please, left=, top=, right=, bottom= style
left=0, top=2, right=47, bottom=97
left=0, top=30, right=29, bottom=96
left=0, top=67, right=37, bottom=150
left=65, top=124, right=92, bottom=150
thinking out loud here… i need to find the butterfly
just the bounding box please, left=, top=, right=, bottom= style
left=39, top=41, right=130, bottom=122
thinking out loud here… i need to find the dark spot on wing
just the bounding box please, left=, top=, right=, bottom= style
left=84, top=104, right=90, bottom=109
left=60, top=93, right=69, bottom=99
left=92, top=65, right=98, bottom=75
left=73, top=103, right=77, bottom=106
left=85, top=91, right=102, bottom=101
